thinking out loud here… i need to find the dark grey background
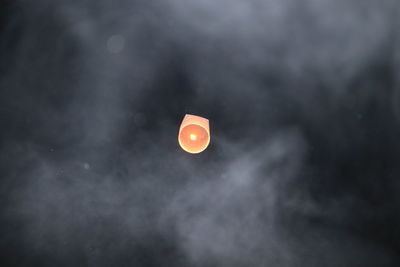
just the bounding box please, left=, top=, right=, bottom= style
left=0, top=0, right=400, bottom=266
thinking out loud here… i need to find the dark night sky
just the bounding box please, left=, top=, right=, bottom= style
left=0, top=0, right=400, bottom=266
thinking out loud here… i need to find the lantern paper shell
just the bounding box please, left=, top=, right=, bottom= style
left=178, top=114, right=210, bottom=154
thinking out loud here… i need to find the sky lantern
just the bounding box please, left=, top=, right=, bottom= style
left=178, top=114, right=210, bottom=154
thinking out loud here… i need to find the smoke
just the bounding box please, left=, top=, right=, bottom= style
left=0, top=0, right=400, bottom=266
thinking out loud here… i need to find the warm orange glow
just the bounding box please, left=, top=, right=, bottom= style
left=178, top=114, right=210, bottom=154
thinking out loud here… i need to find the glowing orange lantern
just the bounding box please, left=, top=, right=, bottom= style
left=178, top=114, right=210, bottom=154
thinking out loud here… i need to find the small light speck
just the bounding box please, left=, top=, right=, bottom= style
left=106, top=34, right=125, bottom=54
left=83, top=163, right=90, bottom=170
